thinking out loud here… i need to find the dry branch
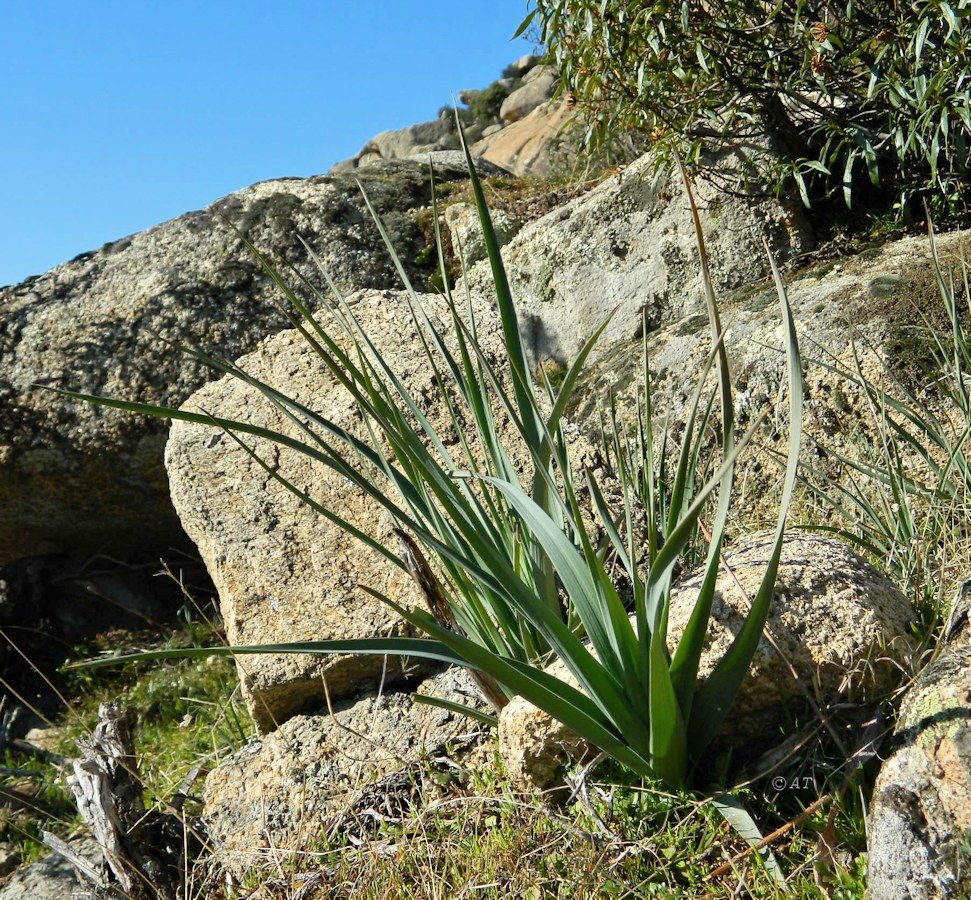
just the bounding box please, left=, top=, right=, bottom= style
left=69, top=702, right=192, bottom=899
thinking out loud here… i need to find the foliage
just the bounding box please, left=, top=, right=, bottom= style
left=3, top=617, right=251, bottom=867
left=68, top=131, right=802, bottom=792
left=469, top=81, right=512, bottom=122
left=521, top=0, right=971, bottom=218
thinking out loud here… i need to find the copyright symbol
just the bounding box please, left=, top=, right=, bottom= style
left=771, top=776, right=787, bottom=791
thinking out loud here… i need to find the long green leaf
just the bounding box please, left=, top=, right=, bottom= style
left=712, top=793, right=787, bottom=887
left=688, top=244, right=803, bottom=757
left=667, top=168, right=738, bottom=718
left=482, top=476, right=641, bottom=692
left=411, top=694, right=499, bottom=727
left=73, top=637, right=469, bottom=670
left=380, top=594, right=655, bottom=775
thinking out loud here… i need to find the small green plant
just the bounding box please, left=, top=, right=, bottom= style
left=802, top=223, right=971, bottom=620
left=2, top=614, right=251, bottom=869
left=66, top=130, right=802, bottom=792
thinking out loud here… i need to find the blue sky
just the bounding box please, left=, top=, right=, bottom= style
left=0, top=2, right=534, bottom=287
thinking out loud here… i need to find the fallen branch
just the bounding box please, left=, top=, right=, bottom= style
left=69, top=702, right=192, bottom=899
left=41, top=831, right=123, bottom=898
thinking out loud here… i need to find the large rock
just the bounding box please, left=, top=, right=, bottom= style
left=444, top=202, right=522, bottom=269
left=0, top=158, right=478, bottom=566
left=331, top=124, right=514, bottom=176
left=336, top=117, right=461, bottom=170
left=464, top=148, right=814, bottom=365
left=499, top=532, right=914, bottom=788
left=202, top=667, right=490, bottom=878
left=567, top=227, right=971, bottom=506
left=164, top=289, right=521, bottom=730
left=472, top=99, right=579, bottom=178
left=867, top=584, right=971, bottom=899
left=505, top=54, right=540, bottom=79
left=499, top=65, right=559, bottom=123
left=403, top=149, right=508, bottom=177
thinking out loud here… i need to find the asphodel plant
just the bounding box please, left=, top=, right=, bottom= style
left=799, top=220, right=971, bottom=601
left=64, top=130, right=803, bottom=789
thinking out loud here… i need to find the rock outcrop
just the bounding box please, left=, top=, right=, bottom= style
left=498, top=532, right=914, bottom=788
left=867, top=582, right=971, bottom=900
left=0, top=158, right=489, bottom=566
left=333, top=56, right=567, bottom=178
left=504, top=54, right=540, bottom=80
left=472, top=99, right=578, bottom=178
left=164, top=288, right=518, bottom=731
left=498, top=65, right=559, bottom=123
left=202, top=667, right=490, bottom=877
left=8, top=48, right=971, bottom=896
left=464, top=148, right=815, bottom=366
left=567, top=227, right=971, bottom=470
left=330, top=116, right=465, bottom=171
left=444, top=202, right=522, bottom=269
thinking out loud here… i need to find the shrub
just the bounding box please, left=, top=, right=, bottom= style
left=469, top=81, right=512, bottom=123
left=521, top=1, right=971, bottom=219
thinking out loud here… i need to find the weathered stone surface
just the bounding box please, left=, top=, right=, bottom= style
left=165, top=289, right=516, bottom=731
left=567, top=228, right=971, bottom=505
left=354, top=117, right=460, bottom=167
left=0, top=159, right=478, bottom=566
left=331, top=120, right=513, bottom=175
left=403, top=149, right=509, bottom=178
left=472, top=99, right=578, bottom=177
left=499, top=66, right=558, bottom=123
left=499, top=532, right=914, bottom=788
left=0, top=838, right=101, bottom=900
left=668, top=533, right=913, bottom=742
left=334, top=121, right=514, bottom=173
left=507, top=54, right=540, bottom=78
left=202, top=667, right=490, bottom=878
left=444, top=202, right=522, bottom=269
left=499, top=678, right=592, bottom=790
left=868, top=584, right=971, bottom=900
left=464, top=148, right=814, bottom=366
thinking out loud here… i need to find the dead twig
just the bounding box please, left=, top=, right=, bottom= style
left=709, top=792, right=833, bottom=880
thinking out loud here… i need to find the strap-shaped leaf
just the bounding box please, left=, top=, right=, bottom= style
left=688, top=244, right=803, bottom=758
left=73, top=637, right=470, bottom=670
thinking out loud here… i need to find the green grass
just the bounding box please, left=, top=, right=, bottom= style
left=799, top=224, right=971, bottom=639
left=0, top=616, right=252, bottom=870
left=191, top=751, right=868, bottom=899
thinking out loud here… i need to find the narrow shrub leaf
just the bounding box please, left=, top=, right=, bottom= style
left=712, top=793, right=788, bottom=887
left=411, top=694, right=499, bottom=727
